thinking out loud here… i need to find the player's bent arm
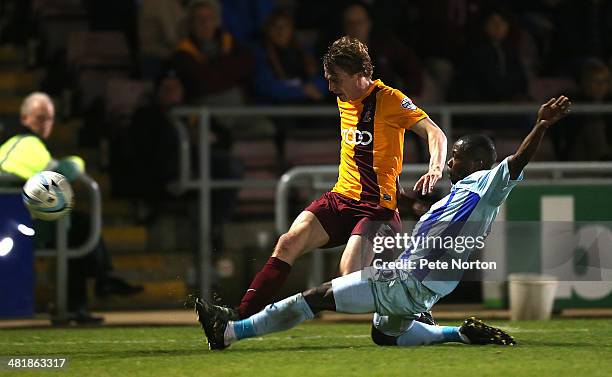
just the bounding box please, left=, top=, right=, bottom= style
left=508, top=96, right=571, bottom=180
left=410, top=118, right=448, bottom=193
left=410, top=118, right=447, bottom=174
left=507, top=123, right=548, bottom=180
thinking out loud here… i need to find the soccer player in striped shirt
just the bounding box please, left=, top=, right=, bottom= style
left=231, top=36, right=447, bottom=321
left=194, top=96, right=571, bottom=349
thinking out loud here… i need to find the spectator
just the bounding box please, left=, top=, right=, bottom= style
left=220, top=0, right=275, bottom=44
left=412, top=0, right=485, bottom=62
left=170, top=0, right=253, bottom=106
left=0, top=92, right=143, bottom=324
left=342, top=3, right=424, bottom=96
left=119, top=73, right=183, bottom=201
left=252, top=9, right=326, bottom=103
left=552, top=59, right=612, bottom=160
left=126, top=71, right=243, bottom=251
left=170, top=0, right=275, bottom=170
left=290, top=0, right=347, bottom=58
left=138, top=0, right=186, bottom=79
left=511, top=0, right=566, bottom=75
left=451, top=9, right=529, bottom=103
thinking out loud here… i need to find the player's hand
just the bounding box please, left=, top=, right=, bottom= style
left=536, top=96, right=571, bottom=128
left=413, top=168, right=442, bottom=195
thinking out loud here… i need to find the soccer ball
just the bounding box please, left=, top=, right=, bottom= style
left=22, top=171, right=74, bottom=221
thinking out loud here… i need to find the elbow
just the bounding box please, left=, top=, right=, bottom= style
left=438, top=128, right=448, bottom=146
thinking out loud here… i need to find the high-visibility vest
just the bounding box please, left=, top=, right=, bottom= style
left=0, top=134, right=52, bottom=180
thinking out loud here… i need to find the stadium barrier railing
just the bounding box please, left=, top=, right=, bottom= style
left=275, top=162, right=612, bottom=285
left=171, top=104, right=612, bottom=297
left=0, top=173, right=101, bottom=323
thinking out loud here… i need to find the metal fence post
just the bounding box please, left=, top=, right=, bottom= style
left=54, top=216, right=69, bottom=322
left=275, top=173, right=292, bottom=234
left=199, top=110, right=212, bottom=299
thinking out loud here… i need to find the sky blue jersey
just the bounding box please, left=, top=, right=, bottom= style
left=398, top=157, right=523, bottom=296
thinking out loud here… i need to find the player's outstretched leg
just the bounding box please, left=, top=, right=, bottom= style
left=374, top=317, right=516, bottom=347
left=371, top=310, right=515, bottom=347
left=192, top=292, right=317, bottom=350
left=373, top=317, right=468, bottom=346
left=190, top=273, right=374, bottom=350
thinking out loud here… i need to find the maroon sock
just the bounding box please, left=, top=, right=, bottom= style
left=236, top=257, right=292, bottom=318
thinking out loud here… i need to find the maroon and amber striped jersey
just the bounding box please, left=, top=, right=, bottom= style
left=331, top=80, right=428, bottom=210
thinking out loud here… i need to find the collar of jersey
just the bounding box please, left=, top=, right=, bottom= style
left=451, top=169, right=489, bottom=190
left=347, top=79, right=382, bottom=104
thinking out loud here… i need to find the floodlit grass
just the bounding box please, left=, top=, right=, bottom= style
left=1, top=319, right=611, bottom=377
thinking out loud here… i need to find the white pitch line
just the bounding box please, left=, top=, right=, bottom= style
left=244, top=335, right=371, bottom=341
left=0, top=329, right=592, bottom=347
left=0, top=335, right=371, bottom=346
left=500, top=328, right=590, bottom=333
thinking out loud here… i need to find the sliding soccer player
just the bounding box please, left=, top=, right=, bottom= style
left=194, top=96, right=571, bottom=349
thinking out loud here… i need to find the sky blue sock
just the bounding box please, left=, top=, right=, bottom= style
left=396, top=321, right=466, bottom=346
left=229, top=293, right=315, bottom=341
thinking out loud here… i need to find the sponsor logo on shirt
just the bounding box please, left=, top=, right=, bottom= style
left=341, top=127, right=373, bottom=146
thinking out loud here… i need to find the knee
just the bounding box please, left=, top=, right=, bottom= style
left=303, top=282, right=333, bottom=313
left=303, top=282, right=332, bottom=299
left=274, top=232, right=300, bottom=259
left=370, top=325, right=398, bottom=346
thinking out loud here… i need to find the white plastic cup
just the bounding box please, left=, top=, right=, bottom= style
left=509, top=273, right=558, bottom=320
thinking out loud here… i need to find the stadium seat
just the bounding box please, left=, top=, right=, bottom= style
left=76, top=69, right=130, bottom=111
left=67, top=31, right=131, bottom=69
left=285, top=138, right=340, bottom=166
left=233, top=139, right=279, bottom=171
left=105, top=79, right=153, bottom=126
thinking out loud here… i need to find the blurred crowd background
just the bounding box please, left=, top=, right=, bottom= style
left=2, top=0, right=612, bottom=161
left=1, top=0, right=611, bottom=312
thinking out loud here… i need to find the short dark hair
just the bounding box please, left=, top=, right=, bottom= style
left=457, top=134, right=497, bottom=168
left=323, top=36, right=373, bottom=79
left=263, top=9, right=293, bottom=35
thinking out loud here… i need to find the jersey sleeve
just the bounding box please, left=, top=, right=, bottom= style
left=381, top=88, right=428, bottom=130
left=472, top=157, right=523, bottom=206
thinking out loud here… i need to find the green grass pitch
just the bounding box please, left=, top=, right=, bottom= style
left=1, top=319, right=611, bottom=377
